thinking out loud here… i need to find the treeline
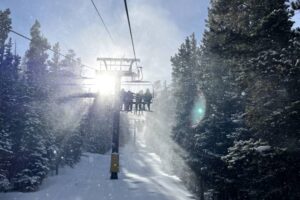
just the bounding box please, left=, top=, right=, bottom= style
left=171, top=1, right=300, bottom=200
left=0, top=9, right=111, bottom=192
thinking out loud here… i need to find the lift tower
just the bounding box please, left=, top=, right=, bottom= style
left=97, top=57, right=140, bottom=179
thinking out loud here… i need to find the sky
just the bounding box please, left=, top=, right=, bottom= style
left=0, top=0, right=210, bottom=82
left=0, top=0, right=299, bottom=82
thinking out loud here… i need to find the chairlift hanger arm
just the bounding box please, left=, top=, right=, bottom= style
left=121, top=81, right=152, bottom=85
left=97, top=58, right=140, bottom=62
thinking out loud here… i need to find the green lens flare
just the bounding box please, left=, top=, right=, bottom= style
left=198, top=108, right=204, bottom=114
left=191, top=95, right=206, bottom=126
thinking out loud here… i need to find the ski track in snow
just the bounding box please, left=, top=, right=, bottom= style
left=0, top=113, right=194, bottom=200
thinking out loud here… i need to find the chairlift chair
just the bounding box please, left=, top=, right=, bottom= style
left=121, top=80, right=154, bottom=99
left=120, top=80, right=154, bottom=113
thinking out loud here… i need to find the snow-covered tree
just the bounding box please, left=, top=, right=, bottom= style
left=0, top=9, right=21, bottom=192
left=80, top=97, right=112, bottom=154
left=292, top=0, right=300, bottom=10
left=60, top=49, right=82, bottom=77
left=7, top=20, right=55, bottom=192
left=48, top=42, right=61, bottom=76
left=61, top=130, right=82, bottom=168
left=0, top=9, right=11, bottom=66
left=171, top=0, right=300, bottom=199
left=171, top=34, right=199, bottom=149
left=11, top=102, right=49, bottom=192
left=25, top=20, right=50, bottom=92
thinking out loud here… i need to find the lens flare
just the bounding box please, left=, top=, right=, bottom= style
left=191, top=94, right=206, bottom=127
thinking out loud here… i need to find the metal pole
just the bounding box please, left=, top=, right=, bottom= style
left=110, top=75, right=121, bottom=179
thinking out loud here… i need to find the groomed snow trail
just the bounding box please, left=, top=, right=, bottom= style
left=1, top=113, right=194, bottom=200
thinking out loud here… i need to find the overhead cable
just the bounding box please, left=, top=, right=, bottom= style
left=90, top=0, right=115, bottom=43
left=123, top=0, right=138, bottom=62
left=9, top=29, right=96, bottom=71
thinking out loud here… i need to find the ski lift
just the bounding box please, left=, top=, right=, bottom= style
left=121, top=80, right=154, bottom=99
left=55, top=58, right=156, bottom=112
left=120, top=80, right=155, bottom=113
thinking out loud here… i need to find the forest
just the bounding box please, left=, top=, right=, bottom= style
left=0, top=9, right=113, bottom=192
left=1, top=0, right=300, bottom=200
left=170, top=0, right=300, bottom=199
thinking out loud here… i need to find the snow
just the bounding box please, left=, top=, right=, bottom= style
left=255, top=145, right=271, bottom=153
left=0, top=114, right=194, bottom=200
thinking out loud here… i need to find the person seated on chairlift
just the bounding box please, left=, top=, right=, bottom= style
left=144, top=88, right=153, bottom=111
left=123, top=91, right=130, bottom=111
left=135, top=90, right=144, bottom=114
left=120, top=89, right=126, bottom=111
left=127, top=90, right=134, bottom=112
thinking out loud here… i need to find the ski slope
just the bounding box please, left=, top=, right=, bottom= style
left=1, top=113, right=194, bottom=200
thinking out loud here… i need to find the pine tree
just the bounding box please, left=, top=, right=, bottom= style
left=171, top=34, right=216, bottom=199
left=0, top=9, right=11, bottom=66
left=0, top=128, right=12, bottom=191
left=0, top=9, right=21, bottom=191
left=80, top=97, right=112, bottom=153
left=61, top=130, right=82, bottom=168
left=46, top=46, right=85, bottom=174
left=25, top=20, right=50, bottom=93
left=190, top=1, right=251, bottom=198
left=241, top=9, right=300, bottom=197
left=11, top=101, right=49, bottom=192
left=60, top=49, right=81, bottom=77
left=8, top=20, right=54, bottom=192
left=48, top=42, right=61, bottom=76
left=171, top=34, right=199, bottom=149
left=172, top=0, right=300, bottom=199
left=291, top=0, right=300, bottom=10
left=197, top=0, right=300, bottom=199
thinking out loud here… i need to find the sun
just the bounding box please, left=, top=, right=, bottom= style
left=94, top=74, right=116, bottom=95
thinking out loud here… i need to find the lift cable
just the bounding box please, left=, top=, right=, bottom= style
left=90, top=0, right=115, bottom=44
left=9, top=29, right=97, bottom=71
left=123, top=0, right=137, bottom=63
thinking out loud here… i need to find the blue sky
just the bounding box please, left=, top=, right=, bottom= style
left=0, top=0, right=299, bottom=81
left=0, top=0, right=210, bottom=81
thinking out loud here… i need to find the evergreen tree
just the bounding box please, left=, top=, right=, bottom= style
left=171, top=34, right=217, bottom=199
left=46, top=46, right=84, bottom=175
left=190, top=1, right=250, bottom=198
left=80, top=97, right=112, bottom=154
left=8, top=20, right=54, bottom=192
left=172, top=0, right=300, bottom=199
left=0, top=9, right=11, bottom=66
left=292, top=0, right=300, bottom=10
left=171, top=34, right=199, bottom=149
left=48, top=42, right=61, bottom=76
left=61, top=130, right=82, bottom=168
left=49, top=125, right=83, bottom=175
left=25, top=20, right=50, bottom=93
left=0, top=9, right=104, bottom=192
left=0, top=9, right=21, bottom=191
left=60, top=49, right=81, bottom=77
left=0, top=128, right=12, bottom=191
left=11, top=101, right=49, bottom=192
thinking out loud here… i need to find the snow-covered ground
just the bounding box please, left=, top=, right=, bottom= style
left=0, top=113, right=194, bottom=200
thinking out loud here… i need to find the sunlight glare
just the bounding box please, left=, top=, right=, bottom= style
left=95, top=74, right=116, bottom=95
